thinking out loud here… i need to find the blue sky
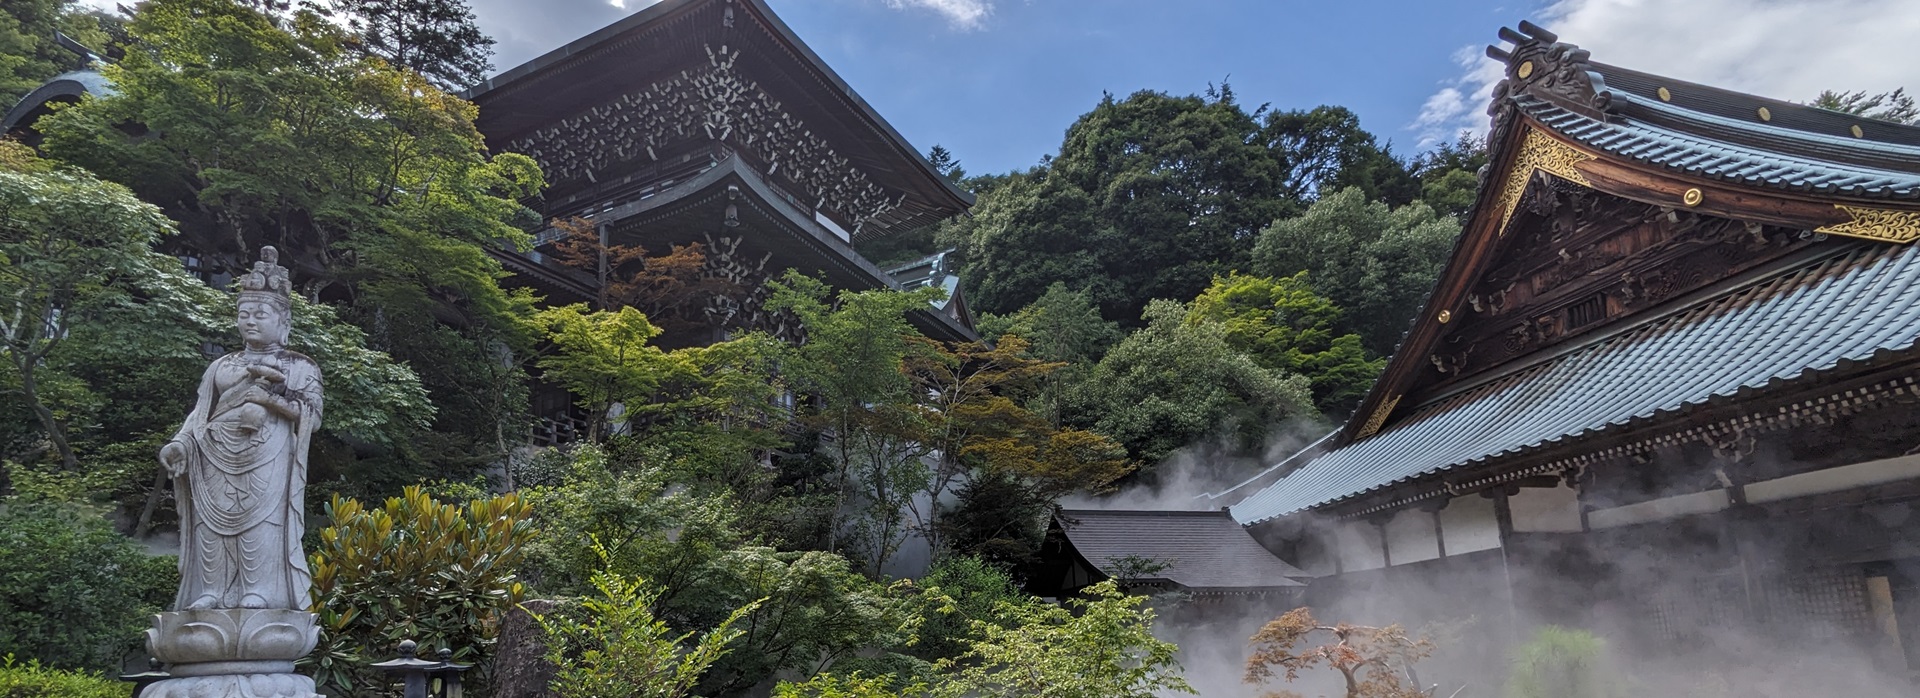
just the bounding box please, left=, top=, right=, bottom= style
left=469, top=0, right=1920, bottom=177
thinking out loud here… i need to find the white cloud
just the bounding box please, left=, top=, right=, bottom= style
left=883, top=0, right=992, bottom=30
left=1411, top=0, right=1920, bottom=149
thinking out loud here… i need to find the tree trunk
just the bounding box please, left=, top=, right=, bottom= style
left=16, top=363, right=77, bottom=470
left=132, top=468, right=169, bottom=538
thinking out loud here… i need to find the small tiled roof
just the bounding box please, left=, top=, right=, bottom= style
left=1232, top=242, right=1920, bottom=525
left=1519, top=90, right=1920, bottom=201
left=1055, top=509, right=1306, bottom=589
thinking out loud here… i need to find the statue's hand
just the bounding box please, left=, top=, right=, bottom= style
left=246, top=364, right=288, bottom=384
left=160, top=441, right=188, bottom=477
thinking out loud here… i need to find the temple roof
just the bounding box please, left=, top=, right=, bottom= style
left=1232, top=21, right=1920, bottom=525
left=1054, top=509, right=1306, bottom=590
left=1232, top=241, right=1920, bottom=524
left=1517, top=72, right=1920, bottom=201
left=461, top=0, right=971, bottom=238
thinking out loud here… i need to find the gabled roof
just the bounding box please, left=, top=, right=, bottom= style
left=1054, top=509, right=1306, bottom=590
left=1341, top=21, right=1920, bottom=447
left=1232, top=241, right=1920, bottom=524
left=461, top=0, right=971, bottom=238
left=1235, top=21, right=1920, bottom=524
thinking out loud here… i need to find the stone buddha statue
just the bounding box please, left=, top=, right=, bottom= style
left=161, top=245, right=322, bottom=611
left=144, top=247, right=324, bottom=698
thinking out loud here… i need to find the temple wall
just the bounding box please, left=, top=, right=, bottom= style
left=1333, top=520, right=1386, bottom=572
left=1439, top=494, right=1501, bottom=554
left=1508, top=482, right=1583, bottom=532
left=1384, top=509, right=1440, bottom=564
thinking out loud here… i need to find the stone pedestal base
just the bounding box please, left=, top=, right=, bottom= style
left=140, top=673, right=320, bottom=698
left=146, top=609, right=321, bottom=698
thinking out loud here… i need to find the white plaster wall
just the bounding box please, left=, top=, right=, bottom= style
left=1508, top=483, right=1584, bottom=532
left=1384, top=509, right=1440, bottom=565
left=1334, top=521, right=1386, bottom=572
left=1588, top=489, right=1729, bottom=530
left=1440, top=495, right=1501, bottom=555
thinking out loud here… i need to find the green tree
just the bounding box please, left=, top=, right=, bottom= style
left=938, top=580, right=1192, bottom=698
left=908, top=556, right=1029, bottom=664
left=315, top=0, right=494, bottom=90
left=766, top=271, right=941, bottom=569
left=537, top=555, right=761, bottom=698
left=959, top=88, right=1294, bottom=324
left=1075, top=300, right=1315, bottom=469
left=1812, top=88, right=1919, bottom=125
left=530, top=305, right=684, bottom=442
left=1187, top=272, right=1382, bottom=416
left=1409, top=133, right=1489, bottom=219
left=0, top=158, right=178, bottom=470
left=975, top=282, right=1122, bottom=426
left=523, top=444, right=923, bottom=695
left=0, top=499, right=176, bottom=672
left=1252, top=187, right=1460, bottom=356
left=1262, top=105, right=1418, bottom=206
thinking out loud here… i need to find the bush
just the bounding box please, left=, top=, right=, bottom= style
left=0, top=656, right=124, bottom=698
left=306, top=487, right=536, bottom=696
left=0, top=499, right=176, bottom=672
left=1504, top=626, right=1623, bottom=698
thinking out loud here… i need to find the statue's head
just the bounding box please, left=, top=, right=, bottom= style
left=236, top=246, right=293, bottom=350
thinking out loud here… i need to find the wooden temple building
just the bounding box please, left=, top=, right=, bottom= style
left=1209, top=22, right=1920, bottom=678
left=456, top=0, right=979, bottom=441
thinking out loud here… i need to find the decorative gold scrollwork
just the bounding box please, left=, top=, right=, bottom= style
left=1355, top=394, right=1403, bottom=440
left=1816, top=205, right=1920, bottom=244
left=1496, top=128, right=1595, bottom=235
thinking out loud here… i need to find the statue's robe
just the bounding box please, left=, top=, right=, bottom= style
left=168, top=348, right=323, bottom=611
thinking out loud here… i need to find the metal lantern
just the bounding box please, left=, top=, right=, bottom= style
left=370, top=639, right=472, bottom=698
left=118, top=658, right=170, bottom=697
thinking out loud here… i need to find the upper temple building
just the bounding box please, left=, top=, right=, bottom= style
left=459, top=0, right=978, bottom=350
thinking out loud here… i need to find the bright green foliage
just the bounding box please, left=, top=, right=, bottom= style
left=306, top=487, right=536, bottom=696
left=531, top=305, right=681, bottom=441
left=1075, top=300, right=1315, bottom=468
left=0, top=499, right=175, bottom=672
left=538, top=557, right=760, bottom=698
left=937, top=580, right=1191, bottom=698
left=1188, top=272, right=1382, bottom=416
left=776, top=582, right=1187, bottom=698
left=0, top=655, right=125, bottom=698
left=766, top=271, right=943, bottom=568
left=1504, top=626, right=1623, bottom=698
left=521, top=444, right=741, bottom=598
left=523, top=444, right=924, bottom=694
left=909, top=557, right=1029, bottom=663
left=693, top=546, right=923, bottom=693
left=0, top=160, right=178, bottom=470
left=1253, top=187, right=1461, bottom=356
left=775, top=671, right=922, bottom=698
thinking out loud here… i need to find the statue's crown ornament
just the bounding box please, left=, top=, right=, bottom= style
left=237, top=246, right=293, bottom=310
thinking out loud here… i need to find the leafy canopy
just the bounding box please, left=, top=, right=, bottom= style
left=1188, top=271, right=1382, bottom=416
left=1253, top=187, right=1461, bottom=357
